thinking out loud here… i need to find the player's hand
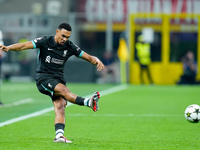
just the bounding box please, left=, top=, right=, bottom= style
left=95, top=58, right=105, bottom=71
left=0, top=45, right=9, bottom=52
left=0, top=49, right=2, bottom=57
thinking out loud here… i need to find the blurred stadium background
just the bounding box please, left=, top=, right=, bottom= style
left=0, top=0, right=200, bottom=85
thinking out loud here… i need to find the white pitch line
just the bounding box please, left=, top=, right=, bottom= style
left=0, top=98, right=33, bottom=107
left=0, top=84, right=128, bottom=127
left=66, top=113, right=182, bottom=117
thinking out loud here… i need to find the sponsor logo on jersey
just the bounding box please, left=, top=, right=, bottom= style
left=51, top=58, right=64, bottom=65
left=45, top=56, right=51, bottom=63
left=45, top=55, right=64, bottom=65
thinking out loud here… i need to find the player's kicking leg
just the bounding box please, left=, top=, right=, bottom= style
left=54, top=84, right=101, bottom=112
left=75, top=90, right=101, bottom=112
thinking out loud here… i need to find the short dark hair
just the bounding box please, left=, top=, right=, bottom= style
left=58, top=23, right=72, bottom=31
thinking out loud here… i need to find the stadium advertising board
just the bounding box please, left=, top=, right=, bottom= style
left=77, top=0, right=200, bottom=23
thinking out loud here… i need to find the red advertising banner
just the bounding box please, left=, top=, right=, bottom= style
left=76, top=0, right=200, bottom=23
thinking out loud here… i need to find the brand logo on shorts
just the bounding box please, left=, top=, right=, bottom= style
left=48, top=83, right=52, bottom=88
left=45, top=55, right=51, bottom=63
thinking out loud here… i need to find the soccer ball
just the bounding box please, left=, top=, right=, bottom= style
left=185, top=104, right=200, bottom=123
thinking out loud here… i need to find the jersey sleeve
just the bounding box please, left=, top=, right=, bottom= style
left=68, top=41, right=84, bottom=58
left=31, top=37, right=45, bottom=49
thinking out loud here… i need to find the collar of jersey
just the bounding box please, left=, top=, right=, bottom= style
left=48, top=35, right=68, bottom=50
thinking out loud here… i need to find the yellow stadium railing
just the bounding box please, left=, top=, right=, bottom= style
left=129, top=13, right=200, bottom=85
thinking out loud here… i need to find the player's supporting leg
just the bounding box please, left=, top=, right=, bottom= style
left=54, top=83, right=100, bottom=111
left=53, top=97, right=72, bottom=143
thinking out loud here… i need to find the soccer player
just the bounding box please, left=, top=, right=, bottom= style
left=0, top=23, right=105, bottom=143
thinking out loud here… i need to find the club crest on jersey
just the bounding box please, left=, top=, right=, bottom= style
left=63, top=50, right=68, bottom=57
left=45, top=55, right=51, bottom=63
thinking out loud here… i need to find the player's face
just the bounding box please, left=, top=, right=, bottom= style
left=56, top=29, right=71, bottom=45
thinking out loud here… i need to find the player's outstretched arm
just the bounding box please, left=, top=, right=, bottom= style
left=81, top=52, right=105, bottom=71
left=0, top=41, right=34, bottom=52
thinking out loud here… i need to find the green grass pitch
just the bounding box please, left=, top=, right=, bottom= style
left=0, top=82, right=200, bottom=150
